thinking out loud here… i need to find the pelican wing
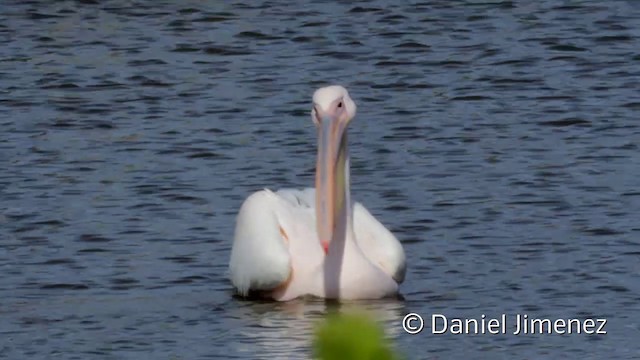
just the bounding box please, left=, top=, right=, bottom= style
left=229, top=190, right=292, bottom=296
left=353, top=202, right=406, bottom=283
left=275, top=188, right=315, bottom=209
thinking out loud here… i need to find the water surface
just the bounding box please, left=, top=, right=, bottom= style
left=1, top=0, right=639, bottom=359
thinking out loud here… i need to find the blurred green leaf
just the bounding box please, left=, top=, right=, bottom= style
left=313, top=312, right=400, bottom=360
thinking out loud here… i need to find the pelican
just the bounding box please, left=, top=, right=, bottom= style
left=229, top=85, right=405, bottom=301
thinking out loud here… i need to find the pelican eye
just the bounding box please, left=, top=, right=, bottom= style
left=337, top=102, right=343, bottom=108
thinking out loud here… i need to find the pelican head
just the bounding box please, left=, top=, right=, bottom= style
left=312, top=85, right=356, bottom=254
left=311, top=85, right=357, bottom=126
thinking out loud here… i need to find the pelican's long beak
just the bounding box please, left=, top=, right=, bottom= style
left=315, top=111, right=348, bottom=254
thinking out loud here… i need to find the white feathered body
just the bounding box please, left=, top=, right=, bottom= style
left=229, top=188, right=405, bottom=301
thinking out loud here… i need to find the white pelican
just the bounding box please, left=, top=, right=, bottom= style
left=229, top=85, right=406, bottom=301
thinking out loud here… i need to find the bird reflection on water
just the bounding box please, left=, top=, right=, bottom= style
left=228, top=297, right=407, bottom=359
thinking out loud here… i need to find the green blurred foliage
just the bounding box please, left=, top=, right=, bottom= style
left=313, top=312, right=401, bottom=360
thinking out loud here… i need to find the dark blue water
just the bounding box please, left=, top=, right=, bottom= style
left=1, top=0, right=639, bottom=359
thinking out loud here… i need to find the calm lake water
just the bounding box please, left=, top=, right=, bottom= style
left=1, top=0, right=639, bottom=359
